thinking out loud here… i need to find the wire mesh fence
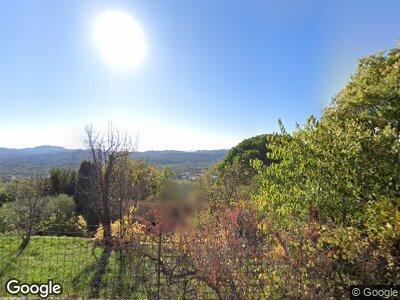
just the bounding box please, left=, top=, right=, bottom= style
left=0, top=234, right=94, bottom=296
left=0, top=224, right=358, bottom=299
left=0, top=229, right=218, bottom=299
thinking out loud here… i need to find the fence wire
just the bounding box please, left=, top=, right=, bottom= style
left=0, top=229, right=219, bottom=299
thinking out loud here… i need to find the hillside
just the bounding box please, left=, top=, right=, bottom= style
left=0, top=146, right=228, bottom=178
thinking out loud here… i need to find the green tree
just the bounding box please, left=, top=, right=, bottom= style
left=198, top=135, right=271, bottom=208
left=0, top=181, right=10, bottom=206
left=75, top=160, right=99, bottom=228
left=255, top=45, right=400, bottom=296
left=220, top=134, right=272, bottom=172
left=0, top=178, right=46, bottom=254
left=111, top=158, right=165, bottom=205
left=43, top=193, right=76, bottom=219
left=40, top=194, right=84, bottom=235
left=49, top=167, right=77, bottom=196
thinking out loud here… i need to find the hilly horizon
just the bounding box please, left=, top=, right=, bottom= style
left=0, top=145, right=228, bottom=179
left=0, top=145, right=228, bottom=153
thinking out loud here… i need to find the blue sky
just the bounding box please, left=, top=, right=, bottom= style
left=0, top=0, right=399, bottom=150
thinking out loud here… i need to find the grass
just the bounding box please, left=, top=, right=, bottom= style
left=0, top=235, right=173, bottom=298
left=0, top=234, right=215, bottom=298
left=0, top=234, right=99, bottom=297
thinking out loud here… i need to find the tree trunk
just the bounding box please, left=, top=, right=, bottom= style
left=18, top=230, right=32, bottom=256
left=89, top=245, right=112, bottom=298
left=17, top=236, right=30, bottom=256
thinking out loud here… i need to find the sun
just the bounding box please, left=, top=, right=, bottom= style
left=93, top=10, right=146, bottom=71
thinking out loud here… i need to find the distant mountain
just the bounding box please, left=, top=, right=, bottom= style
left=0, top=146, right=228, bottom=178
left=0, top=145, right=70, bottom=157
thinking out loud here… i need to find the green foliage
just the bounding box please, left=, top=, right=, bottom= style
left=111, top=158, right=177, bottom=203
left=74, top=158, right=176, bottom=229
left=43, top=194, right=76, bottom=219
left=2, top=177, right=50, bottom=202
left=74, top=160, right=99, bottom=227
left=0, top=181, right=11, bottom=206
left=49, top=167, right=76, bottom=196
left=198, top=162, right=258, bottom=208
left=220, top=134, right=272, bottom=172
left=258, top=47, right=400, bottom=226
left=198, top=135, right=271, bottom=207
left=0, top=178, right=47, bottom=235
left=111, top=159, right=169, bottom=203
left=0, top=204, right=12, bottom=232
left=156, top=167, right=179, bottom=201
left=40, top=213, right=85, bottom=236
left=255, top=45, right=400, bottom=295
left=0, top=178, right=83, bottom=236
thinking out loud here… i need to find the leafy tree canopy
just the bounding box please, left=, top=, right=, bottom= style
left=220, top=134, right=272, bottom=172
left=49, top=167, right=76, bottom=196
left=254, top=45, right=400, bottom=289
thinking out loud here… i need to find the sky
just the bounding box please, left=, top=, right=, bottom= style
left=0, top=0, right=399, bottom=151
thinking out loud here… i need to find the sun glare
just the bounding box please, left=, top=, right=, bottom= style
left=93, top=10, right=146, bottom=71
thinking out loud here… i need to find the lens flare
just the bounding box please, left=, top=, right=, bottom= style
left=93, top=10, right=146, bottom=71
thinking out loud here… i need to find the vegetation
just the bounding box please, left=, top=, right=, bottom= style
left=253, top=46, right=400, bottom=297
left=220, top=134, right=272, bottom=172
left=0, top=44, right=399, bottom=298
left=0, top=148, right=227, bottom=179
left=0, top=235, right=95, bottom=297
